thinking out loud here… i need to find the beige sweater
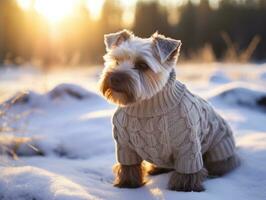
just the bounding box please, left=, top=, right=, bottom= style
left=112, top=70, right=236, bottom=174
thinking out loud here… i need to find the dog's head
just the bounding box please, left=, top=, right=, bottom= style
left=99, top=29, right=181, bottom=106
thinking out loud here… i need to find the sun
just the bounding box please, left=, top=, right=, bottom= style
left=34, top=0, right=77, bottom=23
left=16, top=0, right=33, bottom=10
left=86, top=0, right=105, bottom=20
left=17, top=0, right=106, bottom=22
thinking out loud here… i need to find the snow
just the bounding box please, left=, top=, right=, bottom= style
left=260, top=71, right=266, bottom=81
left=207, top=83, right=266, bottom=112
left=0, top=166, right=97, bottom=200
left=0, top=64, right=266, bottom=200
left=209, top=70, right=231, bottom=84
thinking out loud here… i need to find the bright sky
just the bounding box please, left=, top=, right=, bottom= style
left=16, top=0, right=221, bottom=24
left=16, top=0, right=106, bottom=23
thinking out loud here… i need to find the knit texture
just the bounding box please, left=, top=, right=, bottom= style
left=112, top=70, right=236, bottom=174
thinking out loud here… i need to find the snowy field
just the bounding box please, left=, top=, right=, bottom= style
left=0, top=63, right=266, bottom=200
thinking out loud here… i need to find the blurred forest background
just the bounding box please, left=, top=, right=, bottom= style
left=0, top=0, right=266, bottom=68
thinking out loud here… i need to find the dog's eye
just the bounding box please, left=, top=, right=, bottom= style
left=134, top=61, right=149, bottom=71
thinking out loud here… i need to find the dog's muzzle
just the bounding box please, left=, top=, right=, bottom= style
left=108, top=72, right=129, bottom=92
left=100, top=71, right=136, bottom=105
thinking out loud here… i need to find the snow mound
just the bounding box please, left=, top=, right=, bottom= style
left=0, top=166, right=97, bottom=200
left=260, top=71, right=266, bottom=81
left=0, top=134, right=44, bottom=158
left=4, top=83, right=99, bottom=108
left=48, top=84, right=94, bottom=100
left=209, top=83, right=266, bottom=111
left=209, top=70, right=231, bottom=84
left=0, top=83, right=111, bottom=159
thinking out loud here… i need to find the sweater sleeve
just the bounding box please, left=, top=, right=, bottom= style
left=113, top=124, right=142, bottom=166
left=173, top=128, right=203, bottom=174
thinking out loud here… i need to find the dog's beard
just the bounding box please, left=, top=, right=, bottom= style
left=138, top=69, right=169, bottom=100
left=99, top=68, right=170, bottom=106
left=104, top=89, right=134, bottom=106
left=99, top=70, right=138, bottom=106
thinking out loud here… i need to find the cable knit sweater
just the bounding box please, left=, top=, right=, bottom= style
left=112, top=70, right=236, bottom=174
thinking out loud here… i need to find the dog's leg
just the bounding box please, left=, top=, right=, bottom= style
left=168, top=168, right=208, bottom=192
left=204, top=154, right=240, bottom=177
left=113, top=163, right=146, bottom=188
left=146, top=164, right=173, bottom=175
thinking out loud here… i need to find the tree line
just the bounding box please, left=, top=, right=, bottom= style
left=0, top=0, right=265, bottom=67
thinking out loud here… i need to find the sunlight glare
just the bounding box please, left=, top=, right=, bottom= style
left=34, top=0, right=77, bottom=23
left=17, top=0, right=32, bottom=10
left=86, top=0, right=105, bottom=20
left=120, top=0, right=136, bottom=27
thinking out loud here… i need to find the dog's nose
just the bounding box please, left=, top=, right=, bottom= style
left=110, top=74, right=122, bottom=86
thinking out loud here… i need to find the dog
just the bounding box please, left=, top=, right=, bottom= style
left=98, top=30, right=240, bottom=191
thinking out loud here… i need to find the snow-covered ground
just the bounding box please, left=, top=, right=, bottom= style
left=0, top=63, right=266, bottom=200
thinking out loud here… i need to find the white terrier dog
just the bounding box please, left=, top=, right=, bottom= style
left=99, top=30, right=239, bottom=191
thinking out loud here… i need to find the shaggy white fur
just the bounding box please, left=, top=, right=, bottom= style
left=99, top=30, right=181, bottom=105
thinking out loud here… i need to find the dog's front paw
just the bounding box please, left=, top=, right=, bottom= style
left=168, top=168, right=208, bottom=192
left=113, top=163, right=146, bottom=188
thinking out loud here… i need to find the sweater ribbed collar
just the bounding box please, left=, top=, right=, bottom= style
left=122, top=69, right=185, bottom=117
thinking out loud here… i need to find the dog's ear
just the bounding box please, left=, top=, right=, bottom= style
left=152, top=32, right=182, bottom=63
left=104, top=29, right=133, bottom=51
